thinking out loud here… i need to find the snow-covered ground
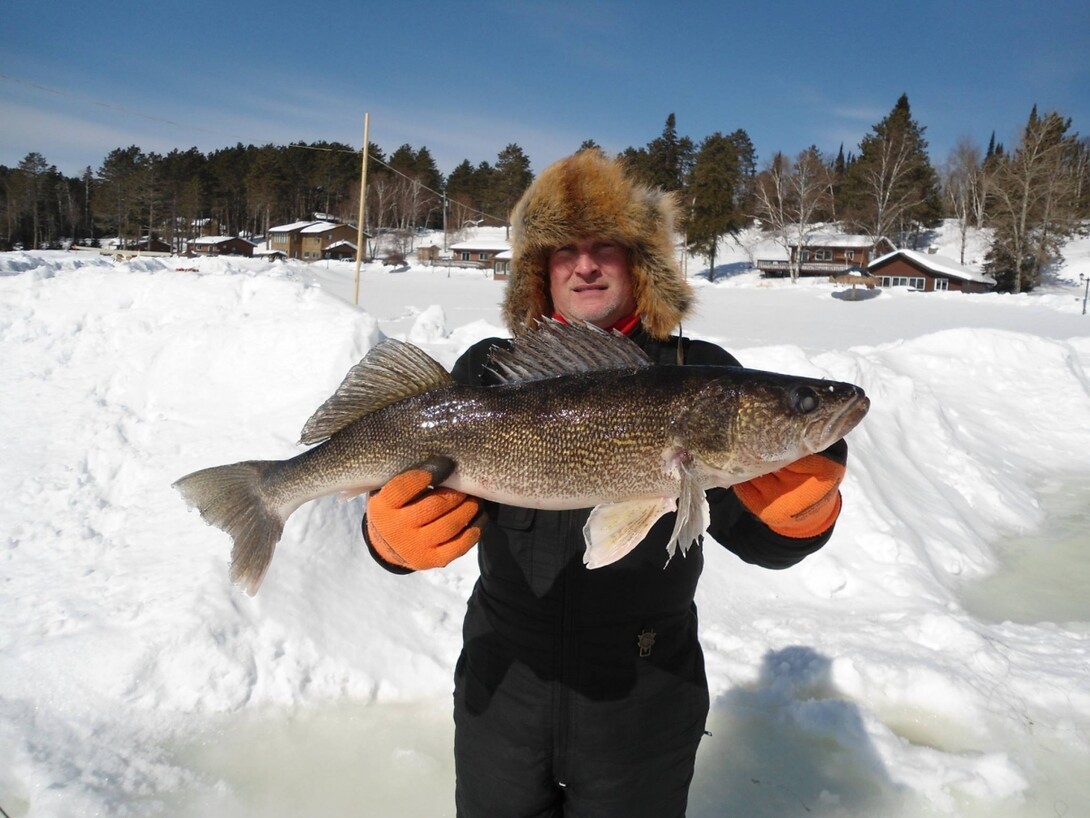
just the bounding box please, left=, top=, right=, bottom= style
left=2, top=222, right=1089, bottom=817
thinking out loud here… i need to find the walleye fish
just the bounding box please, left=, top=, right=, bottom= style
left=174, top=321, right=869, bottom=594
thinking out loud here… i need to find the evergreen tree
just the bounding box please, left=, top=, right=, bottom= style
left=13, top=152, right=51, bottom=249
left=840, top=94, right=942, bottom=248
left=95, top=146, right=148, bottom=245
left=644, top=113, right=695, bottom=192
left=686, top=132, right=748, bottom=277
left=493, top=143, right=534, bottom=224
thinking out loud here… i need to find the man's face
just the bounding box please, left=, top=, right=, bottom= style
left=548, top=238, right=637, bottom=329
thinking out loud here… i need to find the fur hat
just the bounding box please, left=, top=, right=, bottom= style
left=504, top=150, right=693, bottom=339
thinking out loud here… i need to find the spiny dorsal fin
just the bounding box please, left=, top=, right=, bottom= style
left=299, top=339, right=452, bottom=445
left=487, top=319, right=651, bottom=384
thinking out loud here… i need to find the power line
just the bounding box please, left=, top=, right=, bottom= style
left=287, top=142, right=510, bottom=225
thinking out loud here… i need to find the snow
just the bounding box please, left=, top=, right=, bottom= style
left=2, top=221, right=1089, bottom=817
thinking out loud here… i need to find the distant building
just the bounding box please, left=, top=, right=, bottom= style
left=493, top=248, right=513, bottom=280
left=756, top=233, right=895, bottom=278
left=130, top=236, right=172, bottom=253
left=268, top=220, right=369, bottom=261
left=188, top=236, right=256, bottom=257
left=868, top=249, right=996, bottom=293
left=448, top=238, right=511, bottom=268
left=416, top=244, right=442, bottom=263
left=267, top=221, right=316, bottom=259
left=323, top=240, right=358, bottom=260
left=300, top=222, right=360, bottom=261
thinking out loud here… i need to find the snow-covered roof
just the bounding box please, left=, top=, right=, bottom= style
left=803, top=232, right=879, bottom=248
left=190, top=235, right=252, bottom=246
left=325, top=240, right=357, bottom=251
left=300, top=221, right=349, bottom=235
left=449, top=239, right=511, bottom=252
left=268, top=220, right=319, bottom=233
left=870, top=248, right=995, bottom=284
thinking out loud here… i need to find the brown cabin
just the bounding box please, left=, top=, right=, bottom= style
left=189, top=236, right=256, bottom=257
left=868, top=249, right=996, bottom=293
left=757, top=234, right=894, bottom=278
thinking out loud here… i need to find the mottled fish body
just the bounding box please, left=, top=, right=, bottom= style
left=175, top=321, right=869, bottom=594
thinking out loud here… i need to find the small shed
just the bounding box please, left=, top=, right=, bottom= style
left=417, top=245, right=442, bottom=263
left=323, top=240, right=358, bottom=260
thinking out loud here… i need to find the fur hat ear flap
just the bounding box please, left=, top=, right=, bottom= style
left=504, top=150, right=693, bottom=339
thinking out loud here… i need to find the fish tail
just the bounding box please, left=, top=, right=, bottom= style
left=173, top=460, right=284, bottom=595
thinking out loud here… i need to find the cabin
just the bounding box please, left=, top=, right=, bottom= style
left=267, top=221, right=316, bottom=259
left=267, top=220, right=369, bottom=261
left=300, top=222, right=360, bottom=261
left=868, top=249, right=996, bottom=293
left=188, top=236, right=256, bottom=257
left=756, top=233, right=895, bottom=278
left=130, top=236, right=172, bottom=253
left=448, top=238, right=511, bottom=268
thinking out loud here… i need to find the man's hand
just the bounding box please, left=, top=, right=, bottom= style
left=733, top=441, right=847, bottom=539
left=365, top=456, right=486, bottom=570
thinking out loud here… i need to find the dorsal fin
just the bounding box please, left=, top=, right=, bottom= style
left=487, top=319, right=651, bottom=384
left=299, top=339, right=452, bottom=444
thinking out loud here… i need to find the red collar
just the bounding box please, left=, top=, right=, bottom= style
left=551, top=312, right=640, bottom=336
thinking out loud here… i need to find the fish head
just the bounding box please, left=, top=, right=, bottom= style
left=675, top=370, right=870, bottom=483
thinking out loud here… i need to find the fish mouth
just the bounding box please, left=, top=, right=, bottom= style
left=811, top=391, right=870, bottom=450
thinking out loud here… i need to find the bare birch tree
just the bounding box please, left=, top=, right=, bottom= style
left=752, top=147, right=832, bottom=281
left=985, top=108, right=1081, bottom=292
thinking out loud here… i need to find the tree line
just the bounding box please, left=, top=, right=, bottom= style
left=2, top=94, right=1087, bottom=291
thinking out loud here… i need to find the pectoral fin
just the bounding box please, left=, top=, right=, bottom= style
left=583, top=497, right=676, bottom=569
left=665, top=470, right=710, bottom=565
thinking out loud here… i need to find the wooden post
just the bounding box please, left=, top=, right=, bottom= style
left=353, top=112, right=370, bottom=305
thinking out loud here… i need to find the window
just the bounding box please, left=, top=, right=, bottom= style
left=845, top=250, right=855, bottom=261
left=934, top=278, right=949, bottom=291
left=460, top=251, right=471, bottom=261
left=880, top=275, right=926, bottom=289
left=814, top=249, right=832, bottom=261
left=478, top=252, right=489, bottom=261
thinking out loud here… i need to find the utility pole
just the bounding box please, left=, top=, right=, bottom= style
left=353, top=112, right=371, bottom=306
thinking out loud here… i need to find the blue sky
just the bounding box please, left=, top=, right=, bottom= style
left=2, top=0, right=1087, bottom=178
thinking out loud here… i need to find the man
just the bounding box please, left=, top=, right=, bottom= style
left=363, top=150, right=848, bottom=817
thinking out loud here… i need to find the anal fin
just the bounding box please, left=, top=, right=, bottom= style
left=583, top=497, right=676, bottom=569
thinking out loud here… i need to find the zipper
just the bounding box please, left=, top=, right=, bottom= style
left=553, top=509, right=580, bottom=787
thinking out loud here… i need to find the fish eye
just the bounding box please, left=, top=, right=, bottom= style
left=791, top=386, right=820, bottom=414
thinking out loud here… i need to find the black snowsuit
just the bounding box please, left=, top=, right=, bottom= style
left=440, top=328, right=837, bottom=817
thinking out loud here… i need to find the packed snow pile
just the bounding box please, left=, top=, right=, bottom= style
left=2, top=226, right=1089, bottom=817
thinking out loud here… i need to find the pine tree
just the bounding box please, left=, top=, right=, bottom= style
left=493, top=144, right=534, bottom=224
left=686, top=132, right=748, bottom=277
left=840, top=94, right=942, bottom=248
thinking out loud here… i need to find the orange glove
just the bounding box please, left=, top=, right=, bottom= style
left=365, top=456, right=486, bottom=571
left=734, top=441, right=847, bottom=539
